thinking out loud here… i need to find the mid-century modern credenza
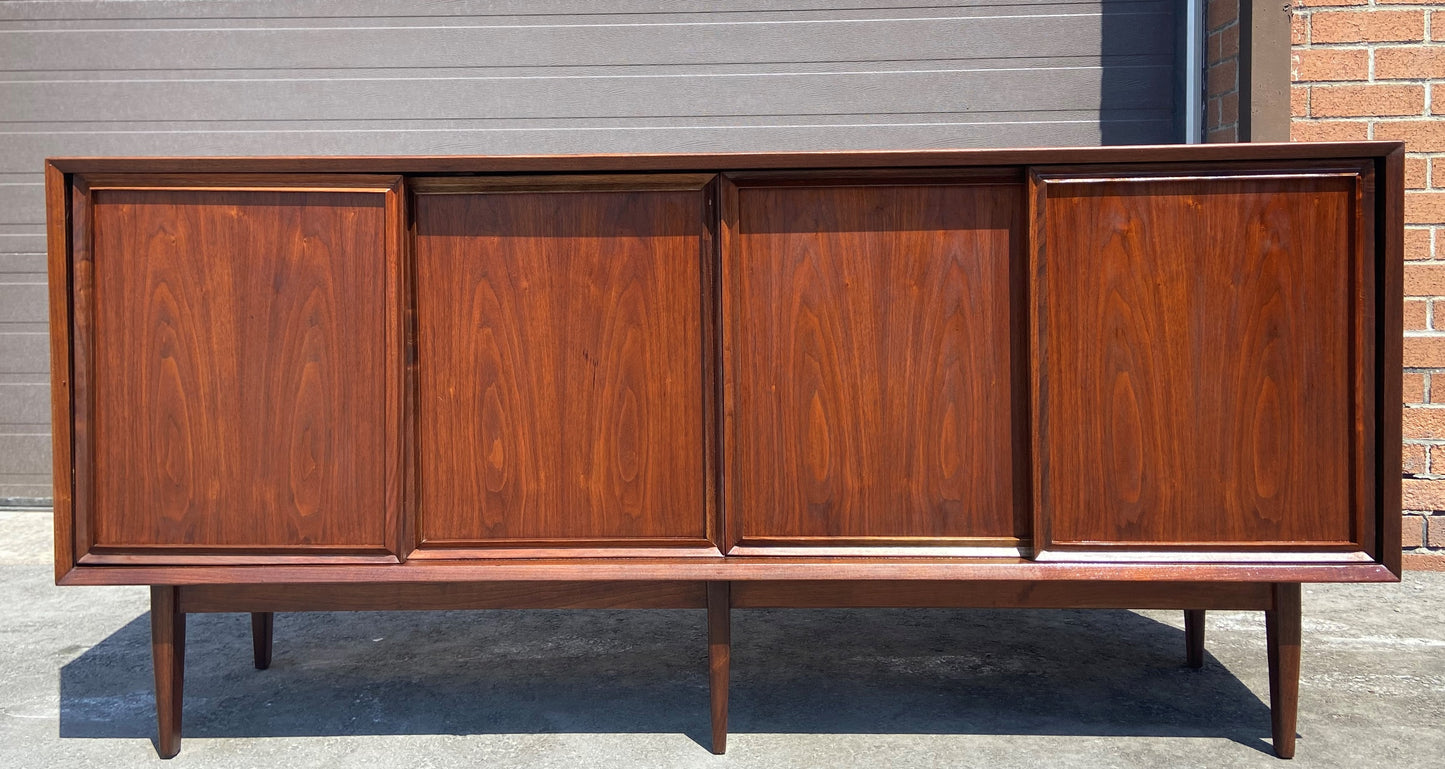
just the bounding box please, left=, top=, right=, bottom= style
left=45, top=143, right=1404, bottom=759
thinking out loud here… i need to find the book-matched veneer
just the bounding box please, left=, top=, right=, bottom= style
left=46, top=144, right=1403, bottom=758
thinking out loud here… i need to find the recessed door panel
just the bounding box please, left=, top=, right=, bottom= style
left=83, top=180, right=400, bottom=558
left=1033, top=169, right=1369, bottom=554
left=413, top=178, right=712, bottom=552
left=726, top=179, right=1025, bottom=552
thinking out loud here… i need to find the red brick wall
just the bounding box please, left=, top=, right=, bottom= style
left=1292, top=1, right=1445, bottom=565
left=1207, top=0, right=1243, bottom=141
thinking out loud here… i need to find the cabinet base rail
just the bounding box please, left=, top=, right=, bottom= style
left=148, top=580, right=1302, bottom=759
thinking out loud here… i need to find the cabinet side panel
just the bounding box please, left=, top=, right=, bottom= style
left=730, top=183, right=1023, bottom=543
left=414, top=188, right=707, bottom=544
left=89, top=189, right=390, bottom=549
left=47, top=163, right=75, bottom=580
left=1038, top=175, right=1358, bottom=547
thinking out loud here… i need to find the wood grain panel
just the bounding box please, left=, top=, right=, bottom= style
left=727, top=181, right=1023, bottom=547
left=46, top=161, right=74, bottom=579
left=414, top=182, right=709, bottom=547
left=1035, top=172, right=1362, bottom=549
left=86, top=187, right=392, bottom=550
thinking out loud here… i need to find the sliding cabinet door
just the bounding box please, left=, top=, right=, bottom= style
left=723, top=173, right=1028, bottom=555
left=65, top=175, right=406, bottom=565
left=412, top=176, right=716, bottom=557
left=1031, top=164, right=1376, bottom=562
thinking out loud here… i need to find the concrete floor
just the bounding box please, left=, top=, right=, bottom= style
left=1, top=508, right=1442, bottom=768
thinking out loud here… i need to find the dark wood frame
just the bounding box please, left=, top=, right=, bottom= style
left=46, top=143, right=1404, bottom=759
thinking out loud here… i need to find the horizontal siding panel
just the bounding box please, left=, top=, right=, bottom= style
left=0, top=120, right=1176, bottom=171
left=4, top=108, right=1170, bottom=132
left=0, top=181, right=44, bottom=225
left=1, top=68, right=1173, bottom=122
left=0, top=383, right=48, bottom=425
left=1, top=7, right=1117, bottom=31
left=0, top=14, right=1171, bottom=70
left=0, top=435, right=51, bottom=476
left=0, top=1, right=1153, bottom=22
left=0, top=283, right=46, bottom=324
left=0, top=253, right=46, bottom=271
left=0, top=236, right=45, bottom=256
left=0, top=56, right=1174, bottom=82
left=0, top=334, right=48, bottom=373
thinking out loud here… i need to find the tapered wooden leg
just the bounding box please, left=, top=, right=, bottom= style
left=150, top=586, right=185, bottom=759
left=1185, top=609, right=1206, bottom=668
left=707, top=581, right=731, bottom=755
left=251, top=612, right=274, bottom=670
left=1266, top=583, right=1302, bottom=759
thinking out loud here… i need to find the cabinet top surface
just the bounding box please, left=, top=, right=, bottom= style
left=46, top=141, right=1402, bottom=175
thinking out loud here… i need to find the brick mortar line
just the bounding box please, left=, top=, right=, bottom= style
left=1297, top=84, right=1445, bottom=89
left=1206, top=20, right=1239, bottom=37
left=1295, top=5, right=1419, bottom=9
left=1298, top=83, right=1441, bottom=89
left=1291, top=91, right=1441, bottom=98
left=1302, top=85, right=1440, bottom=91
left=1296, top=3, right=1445, bottom=9
left=1299, top=43, right=1436, bottom=50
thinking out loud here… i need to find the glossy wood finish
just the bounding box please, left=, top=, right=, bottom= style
left=46, top=161, right=75, bottom=581
left=725, top=177, right=1024, bottom=550
left=1380, top=148, right=1405, bottom=578
left=46, top=146, right=1402, bottom=579
left=250, top=612, right=273, bottom=670
left=708, top=581, right=730, bottom=755
left=1185, top=609, right=1205, bottom=668
left=1034, top=170, right=1365, bottom=553
left=75, top=177, right=403, bottom=559
left=413, top=179, right=713, bottom=551
left=149, top=586, right=184, bottom=759
left=1268, top=583, right=1302, bottom=759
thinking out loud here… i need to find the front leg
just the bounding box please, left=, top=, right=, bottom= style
left=1266, top=583, right=1302, bottom=759
left=150, top=586, right=186, bottom=759
left=707, top=581, right=731, bottom=754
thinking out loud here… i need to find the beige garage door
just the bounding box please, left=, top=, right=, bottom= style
left=0, top=0, right=1184, bottom=504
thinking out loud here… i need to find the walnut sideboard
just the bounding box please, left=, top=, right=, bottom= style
left=45, top=144, right=1404, bottom=759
